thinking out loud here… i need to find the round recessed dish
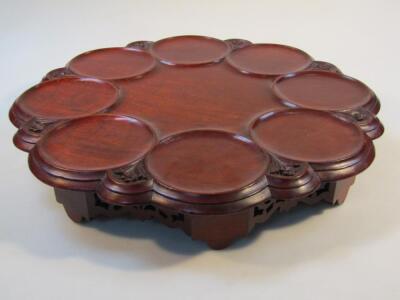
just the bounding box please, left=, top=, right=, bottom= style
left=68, top=47, right=156, bottom=80
left=226, top=44, right=312, bottom=77
left=273, top=71, right=374, bottom=111
left=36, top=114, right=157, bottom=174
left=150, top=35, right=230, bottom=66
left=145, top=130, right=269, bottom=202
left=250, top=109, right=365, bottom=163
left=10, top=77, right=119, bottom=127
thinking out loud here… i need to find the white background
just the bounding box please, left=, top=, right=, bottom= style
left=1, top=1, right=399, bottom=299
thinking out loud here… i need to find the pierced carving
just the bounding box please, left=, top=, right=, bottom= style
left=113, top=205, right=122, bottom=211
left=95, top=196, right=110, bottom=210
left=171, top=213, right=184, bottom=222
left=301, top=182, right=331, bottom=205
left=253, top=205, right=264, bottom=217
left=94, top=194, right=122, bottom=211
left=93, top=194, right=184, bottom=223
left=252, top=199, right=278, bottom=222
left=126, top=41, right=154, bottom=51
left=144, top=204, right=156, bottom=211
left=306, top=61, right=342, bottom=73
left=224, top=39, right=252, bottom=51
left=158, top=209, right=168, bottom=219
left=111, top=162, right=150, bottom=184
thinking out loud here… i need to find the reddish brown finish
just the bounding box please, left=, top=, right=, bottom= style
left=145, top=130, right=269, bottom=203
left=9, top=35, right=384, bottom=249
left=226, top=44, right=312, bottom=77
left=42, top=67, right=76, bottom=81
left=272, top=71, right=384, bottom=139
left=250, top=109, right=375, bottom=182
left=54, top=176, right=353, bottom=249
left=68, top=47, right=156, bottom=80
left=146, top=130, right=268, bottom=195
left=266, top=161, right=321, bottom=200
left=9, top=77, right=120, bottom=127
left=250, top=109, right=365, bottom=162
left=29, top=114, right=157, bottom=190
left=112, top=61, right=282, bottom=136
left=150, top=35, right=230, bottom=66
left=38, top=115, right=155, bottom=171
left=273, top=71, right=374, bottom=111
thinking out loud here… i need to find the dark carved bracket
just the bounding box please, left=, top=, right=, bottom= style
left=306, top=60, right=342, bottom=73
left=111, top=162, right=150, bottom=184
left=42, top=67, right=77, bottom=81
left=13, top=118, right=56, bottom=152
left=266, top=154, right=321, bottom=200
left=269, top=158, right=303, bottom=177
left=25, top=118, right=48, bottom=135
left=126, top=41, right=154, bottom=51
left=97, top=162, right=154, bottom=206
left=334, top=108, right=384, bottom=139
left=224, top=39, right=252, bottom=51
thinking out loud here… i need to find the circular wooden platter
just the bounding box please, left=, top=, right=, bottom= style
left=9, top=35, right=384, bottom=249
left=145, top=130, right=269, bottom=203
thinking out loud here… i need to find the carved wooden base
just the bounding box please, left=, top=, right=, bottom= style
left=54, top=177, right=355, bottom=249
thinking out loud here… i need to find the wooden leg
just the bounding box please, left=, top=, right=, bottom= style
left=54, top=188, right=92, bottom=222
left=189, top=211, right=251, bottom=249
left=324, top=176, right=356, bottom=205
left=52, top=177, right=355, bottom=248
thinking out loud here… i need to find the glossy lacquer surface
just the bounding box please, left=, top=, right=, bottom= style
left=145, top=130, right=269, bottom=201
left=9, top=35, right=384, bottom=249
left=273, top=71, right=375, bottom=111
left=37, top=115, right=156, bottom=172
left=251, top=109, right=365, bottom=163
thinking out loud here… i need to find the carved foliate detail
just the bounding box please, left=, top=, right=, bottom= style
left=333, top=107, right=373, bottom=126
left=348, top=108, right=372, bottom=124
left=224, top=39, right=252, bottom=51
left=23, top=118, right=52, bottom=135
left=306, top=61, right=342, bottom=73
left=126, top=41, right=154, bottom=51
left=43, top=67, right=76, bottom=81
left=251, top=182, right=332, bottom=222
left=111, top=162, right=150, bottom=184
left=28, top=120, right=46, bottom=134
left=268, top=156, right=303, bottom=177
left=341, top=107, right=383, bottom=139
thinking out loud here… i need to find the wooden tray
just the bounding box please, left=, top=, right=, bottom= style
left=9, top=35, right=384, bottom=249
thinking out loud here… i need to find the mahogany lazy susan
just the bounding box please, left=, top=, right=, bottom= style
left=9, top=35, right=384, bottom=249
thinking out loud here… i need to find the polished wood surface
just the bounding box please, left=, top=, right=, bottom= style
left=273, top=70, right=376, bottom=111
left=37, top=115, right=156, bottom=171
left=251, top=109, right=365, bottom=162
left=151, top=35, right=230, bottom=66
left=9, top=77, right=120, bottom=127
left=9, top=35, right=384, bottom=249
left=226, top=43, right=312, bottom=76
left=145, top=130, right=269, bottom=202
left=68, top=47, right=156, bottom=80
